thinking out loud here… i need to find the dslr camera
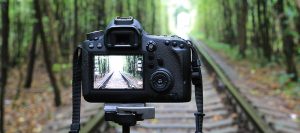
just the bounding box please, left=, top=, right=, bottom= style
left=81, top=17, right=192, bottom=103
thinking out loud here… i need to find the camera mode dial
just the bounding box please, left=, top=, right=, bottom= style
left=150, top=70, right=172, bottom=92
left=86, top=31, right=103, bottom=41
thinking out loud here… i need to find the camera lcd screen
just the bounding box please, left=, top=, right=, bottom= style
left=94, top=55, right=143, bottom=89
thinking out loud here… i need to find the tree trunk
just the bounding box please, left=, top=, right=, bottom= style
left=24, top=24, right=38, bottom=88
left=221, top=0, right=235, bottom=45
left=33, top=0, right=62, bottom=106
left=74, top=0, right=78, bottom=49
left=136, top=0, right=142, bottom=20
left=98, top=0, right=106, bottom=29
left=262, top=0, right=271, bottom=60
left=11, top=3, right=23, bottom=68
left=127, top=0, right=132, bottom=16
left=0, top=0, right=10, bottom=132
left=250, top=2, right=261, bottom=57
left=257, top=0, right=272, bottom=60
left=236, top=0, right=248, bottom=57
left=42, top=0, right=62, bottom=60
left=296, top=1, right=300, bottom=45
left=151, top=0, right=156, bottom=34
left=116, top=0, right=123, bottom=16
left=55, top=1, right=67, bottom=56
left=256, top=0, right=263, bottom=56
left=276, top=0, right=298, bottom=81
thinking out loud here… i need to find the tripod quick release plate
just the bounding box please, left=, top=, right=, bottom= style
left=104, top=103, right=155, bottom=126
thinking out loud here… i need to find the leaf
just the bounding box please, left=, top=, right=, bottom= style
left=285, top=6, right=297, bottom=18
left=289, top=30, right=300, bottom=39
left=278, top=73, right=293, bottom=86
left=52, top=63, right=62, bottom=72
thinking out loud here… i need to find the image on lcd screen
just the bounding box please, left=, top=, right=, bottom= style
left=94, top=55, right=143, bottom=89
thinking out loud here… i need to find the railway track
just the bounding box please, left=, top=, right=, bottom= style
left=129, top=67, right=240, bottom=133
left=120, top=72, right=139, bottom=89
left=95, top=71, right=139, bottom=89
left=43, top=39, right=299, bottom=133
left=191, top=38, right=299, bottom=133
left=94, top=72, right=114, bottom=89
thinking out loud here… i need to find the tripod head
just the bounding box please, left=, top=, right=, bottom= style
left=104, top=103, right=155, bottom=133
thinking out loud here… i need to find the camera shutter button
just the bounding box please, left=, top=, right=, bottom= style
left=146, top=41, right=156, bottom=52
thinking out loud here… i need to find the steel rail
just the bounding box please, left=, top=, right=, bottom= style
left=120, top=72, right=137, bottom=89
left=97, top=72, right=114, bottom=89
left=190, top=37, right=273, bottom=133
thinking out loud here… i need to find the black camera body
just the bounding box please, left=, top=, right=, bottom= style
left=81, top=17, right=192, bottom=103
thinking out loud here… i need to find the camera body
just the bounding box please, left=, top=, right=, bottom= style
left=81, top=17, right=192, bottom=103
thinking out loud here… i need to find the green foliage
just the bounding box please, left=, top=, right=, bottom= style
left=123, top=55, right=142, bottom=79
left=201, top=39, right=240, bottom=60
left=95, top=56, right=109, bottom=77
left=278, top=72, right=295, bottom=86
left=277, top=72, right=300, bottom=98
left=192, top=0, right=225, bottom=41
left=52, top=63, right=71, bottom=73
left=4, top=0, right=167, bottom=72
left=192, top=0, right=299, bottom=81
left=279, top=78, right=300, bottom=99
left=0, top=0, right=169, bottom=95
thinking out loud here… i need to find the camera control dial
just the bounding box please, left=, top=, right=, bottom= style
left=86, top=31, right=103, bottom=41
left=150, top=70, right=172, bottom=92
left=146, top=41, right=156, bottom=52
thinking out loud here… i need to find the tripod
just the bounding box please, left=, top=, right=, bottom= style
left=104, top=103, right=155, bottom=133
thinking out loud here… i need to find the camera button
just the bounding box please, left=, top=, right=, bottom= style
left=152, top=74, right=168, bottom=90
left=88, top=43, right=94, bottom=49
left=179, top=43, right=184, bottom=48
left=172, top=41, right=177, bottom=47
left=165, top=40, right=170, bottom=46
left=96, top=43, right=102, bottom=49
left=146, top=41, right=156, bottom=52
left=86, top=31, right=102, bottom=41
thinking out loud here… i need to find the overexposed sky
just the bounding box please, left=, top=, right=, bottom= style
left=165, top=0, right=196, bottom=39
left=109, top=56, right=125, bottom=72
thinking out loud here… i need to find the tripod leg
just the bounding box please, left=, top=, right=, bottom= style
left=122, top=125, right=130, bottom=133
